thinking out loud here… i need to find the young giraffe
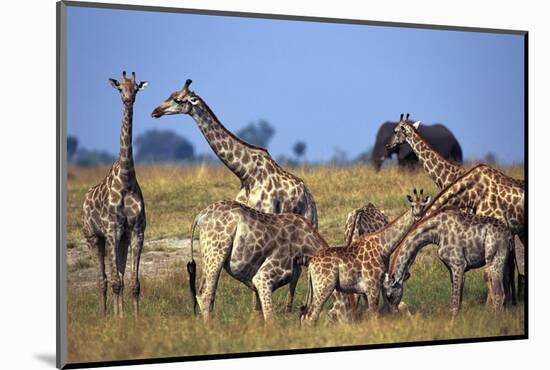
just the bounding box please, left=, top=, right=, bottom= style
left=384, top=208, right=514, bottom=315
left=387, top=114, right=526, bottom=299
left=82, top=71, right=148, bottom=318
left=187, top=200, right=329, bottom=322
left=300, top=189, right=431, bottom=324
left=328, top=203, right=389, bottom=322
left=151, top=79, right=318, bottom=227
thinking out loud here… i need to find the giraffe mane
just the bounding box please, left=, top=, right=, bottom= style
left=352, top=208, right=409, bottom=244
left=195, top=95, right=270, bottom=153
left=388, top=207, right=452, bottom=273
left=407, top=122, right=461, bottom=166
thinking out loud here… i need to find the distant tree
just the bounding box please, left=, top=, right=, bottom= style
left=293, top=141, right=307, bottom=161
left=484, top=152, right=498, bottom=165
left=276, top=155, right=299, bottom=168
left=329, top=147, right=349, bottom=166
left=135, top=129, right=195, bottom=163
left=237, top=120, right=275, bottom=148
left=74, top=148, right=116, bottom=167
left=67, top=136, right=79, bottom=161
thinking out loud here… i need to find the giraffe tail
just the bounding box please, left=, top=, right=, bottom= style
left=187, top=214, right=200, bottom=315
left=304, top=191, right=319, bottom=229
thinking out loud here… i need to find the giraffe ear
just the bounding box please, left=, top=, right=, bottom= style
left=423, top=196, right=431, bottom=205
left=138, top=81, right=148, bottom=91
left=406, top=195, right=413, bottom=204
left=109, top=78, right=120, bottom=90
left=188, top=96, right=200, bottom=106
left=413, top=121, right=421, bottom=130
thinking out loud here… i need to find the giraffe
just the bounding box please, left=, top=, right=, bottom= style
left=151, top=79, right=318, bottom=312
left=328, top=203, right=389, bottom=322
left=385, top=113, right=465, bottom=190
left=384, top=208, right=515, bottom=315
left=82, top=71, right=148, bottom=318
left=151, top=79, right=318, bottom=227
left=387, top=114, right=526, bottom=300
left=344, top=203, right=389, bottom=246
left=187, top=200, right=329, bottom=322
left=300, top=189, right=431, bottom=324
left=419, top=163, right=525, bottom=300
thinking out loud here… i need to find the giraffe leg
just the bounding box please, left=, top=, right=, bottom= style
left=116, top=233, right=130, bottom=319
left=129, top=230, right=144, bottom=318
left=365, top=281, right=381, bottom=318
left=105, top=227, right=123, bottom=318
left=252, top=273, right=275, bottom=323
left=284, top=263, right=301, bottom=313
left=86, top=233, right=107, bottom=316
left=328, top=292, right=355, bottom=323
left=517, top=232, right=526, bottom=301
left=253, top=290, right=262, bottom=316
left=302, top=270, right=337, bottom=324
left=449, top=266, right=465, bottom=315
left=196, top=239, right=230, bottom=322
left=487, top=264, right=505, bottom=311
left=485, top=267, right=494, bottom=308
left=327, top=292, right=347, bottom=323
left=504, top=251, right=516, bottom=306
left=483, top=266, right=493, bottom=307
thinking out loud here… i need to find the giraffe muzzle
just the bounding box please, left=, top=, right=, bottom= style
left=151, top=107, right=163, bottom=118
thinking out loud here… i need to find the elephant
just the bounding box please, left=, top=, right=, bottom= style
left=370, top=121, right=463, bottom=171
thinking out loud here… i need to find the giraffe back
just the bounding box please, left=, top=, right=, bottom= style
left=344, top=203, right=389, bottom=246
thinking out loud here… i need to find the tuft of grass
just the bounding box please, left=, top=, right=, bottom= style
left=66, top=164, right=525, bottom=364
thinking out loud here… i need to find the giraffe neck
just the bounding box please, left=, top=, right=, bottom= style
left=377, top=210, right=417, bottom=258
left=422, top=167, right=481, bottom=219
left=390, top=216, right=439, bottom=283
left=118, top=101, right=135, bottom=179
left=406, top=129, right=463, bottom=189
left=190, top=98, right=265, bottom=182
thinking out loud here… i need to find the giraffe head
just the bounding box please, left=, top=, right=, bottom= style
left=385, top=113, right=421, bottom=151
left=407, top=188, right=431, bottom=221
left=151, top=79, right=200, bottom=118
left=382, top=189, right=430, bottom=311
left=383, top=272, right=404, bottom=312
left=109, top=71, right=148, bottom=104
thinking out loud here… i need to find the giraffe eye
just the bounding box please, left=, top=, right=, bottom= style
left=174, top=97, right=183, bottom=104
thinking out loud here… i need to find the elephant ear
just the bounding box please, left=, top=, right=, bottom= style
left=413, top=121, right=421, bottom=130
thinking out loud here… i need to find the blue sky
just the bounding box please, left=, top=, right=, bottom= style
left=66, top=6, right=525, bottom=164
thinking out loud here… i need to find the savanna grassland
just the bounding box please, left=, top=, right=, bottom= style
left=66, top=164, right=525, bottom=364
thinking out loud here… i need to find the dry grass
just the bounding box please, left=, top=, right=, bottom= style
left=66, top=164, right=525, bottom=364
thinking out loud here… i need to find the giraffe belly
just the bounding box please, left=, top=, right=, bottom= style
left=337, top=265, right=364, bottom=294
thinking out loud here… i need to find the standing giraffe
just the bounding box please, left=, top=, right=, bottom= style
left=151, top=79, right=318, bottom=227
left=151, top=79, right=318, bottom=312
left=384, top=208, right=514, bottom=315
left=300, top=189, right=431, bottom=324
left=328, top=203, right=389, bottom=322
left=82, top=71, right=148, bottom=318
left=186, top=200, right=329, bottom=322
left=419, top=163, right=525, bottom=300
left=387, top=113, right=526, bottom=299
